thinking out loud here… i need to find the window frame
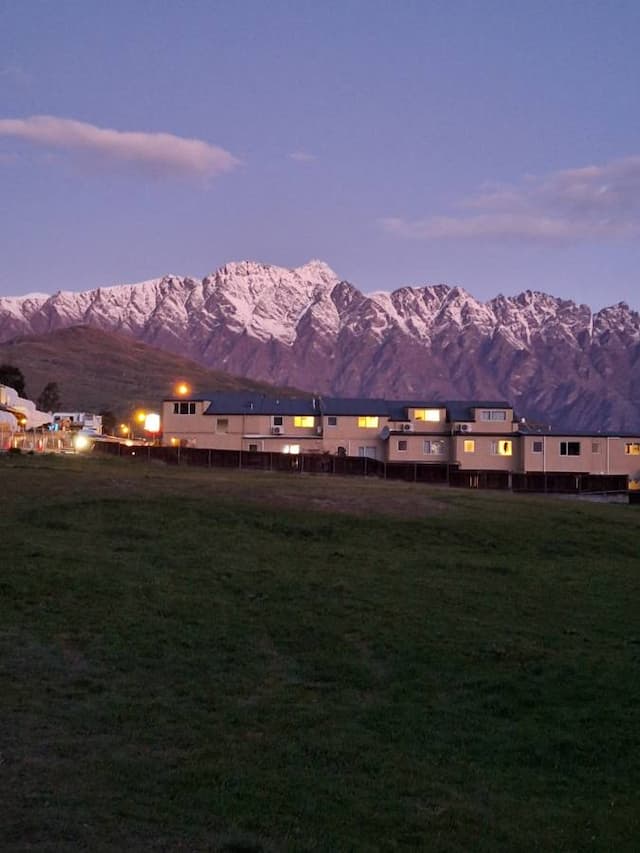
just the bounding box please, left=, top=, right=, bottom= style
left=560, top=441, right=581, bottom=457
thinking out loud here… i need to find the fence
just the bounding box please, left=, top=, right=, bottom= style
left=91, top=442, right=629, bottom=494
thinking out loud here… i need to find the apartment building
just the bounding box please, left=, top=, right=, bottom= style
left=160, top=391, right=640, bottom=480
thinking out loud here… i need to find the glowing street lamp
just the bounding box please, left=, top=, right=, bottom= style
left=176, top=381, right=191, bottom=396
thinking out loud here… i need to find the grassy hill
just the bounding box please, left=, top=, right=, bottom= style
left=2, top=454, right=639, bottom=851
left=0, top=325, right=298, bottom=418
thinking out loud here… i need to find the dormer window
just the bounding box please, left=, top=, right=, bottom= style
left=479, top=410, right=507, bottom=421
left=414, top=409, right=440, bottom=422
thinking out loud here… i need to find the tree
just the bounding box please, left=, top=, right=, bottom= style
left=0, top=364, right=26, bottom=396
left=99, top=409, right=117, bottom=435
left=37, top=382, right=61, bottom=412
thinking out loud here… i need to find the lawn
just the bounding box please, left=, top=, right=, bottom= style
left=1, top=454, right=639, bottom=851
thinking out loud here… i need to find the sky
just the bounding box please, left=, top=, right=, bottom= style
left=1, top=0, right=639, bottom=309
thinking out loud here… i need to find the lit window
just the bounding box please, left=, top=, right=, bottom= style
left=358, top=416, right=379, bottom=428
left=491, top=440, right=513, bottom=456
left=560, top=441, right=581, bottom=456
left=216, top=418, right=229, bottom=432
left=479, top=410, right=507, bottom=421
left=423, top=440, right=444, bottom=455
left=415, top=409, right=440, bottom=422
left=282, top=444, right=300, bottom=454
left=327, top=416, right=337, bottom=427
left=293, top=415, right=315, bottom=428
left=625, top=443, right=640, bottom=455
left=592, top=441, right=601, bottom=454
left=398, top=439, right=408, bottom=451
left=532, top=440, right=543, bottom=453
left=463, top=439, right=475, bottom=453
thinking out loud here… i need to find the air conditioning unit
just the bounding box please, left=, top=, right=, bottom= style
left=459, top=424, right=472, bottom=433
left=271, top=426, right=282, bottom=435
left=402, top=423, right=413, bottom=432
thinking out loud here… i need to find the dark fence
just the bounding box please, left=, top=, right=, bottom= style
left=93, top=442, right=628, bottom=494
left=512, top=472, right=628, bottom=493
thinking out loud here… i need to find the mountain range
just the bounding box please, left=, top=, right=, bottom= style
left=1, top=260, right=639, bottom=430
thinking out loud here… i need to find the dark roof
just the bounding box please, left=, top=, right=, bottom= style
left=320, top=397, right=392, bottom=416
left=202, top=392, right=316, bottom=416
left=444, top=400, right=513, bottom=422
left=519, top=426, right=640, bottom=439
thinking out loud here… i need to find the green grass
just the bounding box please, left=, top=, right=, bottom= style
left=1, top=454, right=639, bottom=851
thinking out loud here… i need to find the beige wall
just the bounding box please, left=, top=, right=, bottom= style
left=452, top=434, right=519, bottom=471
left=522, top=434, right=640, bottom=477
left=386, top=433, right=450, bottom=463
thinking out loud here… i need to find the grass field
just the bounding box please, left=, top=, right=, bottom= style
left=2, top=454, right=639, bottom=852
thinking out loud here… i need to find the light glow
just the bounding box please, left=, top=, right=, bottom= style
left=176, top=382, right=191, bottom=396
left=74, top=434, right=90, bottom=451
left=144, top=412, right=161, bottom=433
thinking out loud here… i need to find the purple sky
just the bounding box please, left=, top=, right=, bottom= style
left=1, top=0, right=639, bottom=309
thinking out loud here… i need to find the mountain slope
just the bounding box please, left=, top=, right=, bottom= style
left=1, top=260, right=639, bottom=430
left=0, top=325, right=296, bottom=417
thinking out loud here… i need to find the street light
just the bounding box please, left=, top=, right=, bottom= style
left=176, top=382, right=191, bottom=396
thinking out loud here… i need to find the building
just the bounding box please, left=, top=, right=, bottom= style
left=52, top=412, right=103, bottom=435
left=161, top=391, right=640, bottom=481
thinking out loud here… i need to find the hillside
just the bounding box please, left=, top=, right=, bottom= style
left=0, top=325, right=295, bottom=417
left=1, top=260, right=639, bottom=430
left=3, top=454, right=640, bottom=850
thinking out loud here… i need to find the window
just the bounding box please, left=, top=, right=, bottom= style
left=491, top=440, right=512, bottom=456
left=592, top=441, right=601, bottom=454
left=273, top=415, right=283, bottom=426
left=293, top=415, right=315, bottom=428
left=479, top=410, right=507, bottom=421
left=397, top=439, right=408, bottom=451
left=463, top=439, right=475, bottom=453
left=283, top=444, right=300, bottom=454
left=327, top=416, right=337, bottom=427
left=358, top=446, right=377, bottom=459
left=248, top=443, right=258, bottom=452
left=625, top=443, right=640, bottom=455
left=174, top=401, right=196, bottom=415
left=423, top=440, right=444, bottom=455
left=560, top=441, right=581, bottom=456
left=216, top=418, right=229, bottom=432
left=358, top=416, right=379, bottom=428
left=415, top=408, right=440, bottom=422
left=532, top=440, right=543, bottom=454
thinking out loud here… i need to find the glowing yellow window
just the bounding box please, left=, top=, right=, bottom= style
left=463, top=439, right=475, bottom=453
left=358, top=416, right=379, bottom=428
left=625, top=443, right=640, bottom=455
left=293, top=415, right=315, bottom=428
left=492, top=440, right=513, bottom=456
left=414, top=409, right=440, bottom=422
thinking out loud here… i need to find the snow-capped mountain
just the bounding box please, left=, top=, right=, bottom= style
left=1, top=259, right=639, bottom=430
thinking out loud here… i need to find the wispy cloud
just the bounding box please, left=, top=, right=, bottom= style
left=0, top=115, right=240, bottom=180
left=289, top=150, right=316, bottom=162
left=381, top=156, right=640, bottom=243
left=0, top=64, right=31, bottom=87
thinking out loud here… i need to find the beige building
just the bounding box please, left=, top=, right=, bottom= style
left=160, top=392, right=640, bottom=480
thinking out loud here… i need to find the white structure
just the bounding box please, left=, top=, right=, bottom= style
left=52, top=412, right=103, bottom=435
left=0, top=384, right=51, bottom=430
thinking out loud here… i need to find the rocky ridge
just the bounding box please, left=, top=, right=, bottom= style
left=1, top=260, right=639, bottom=430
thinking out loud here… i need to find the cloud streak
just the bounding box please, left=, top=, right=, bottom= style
left=289, top=151, right=316, bottom=162
left=0, top=115, right=240, bottom=180
left=381, top=155, right=640, bottom=243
